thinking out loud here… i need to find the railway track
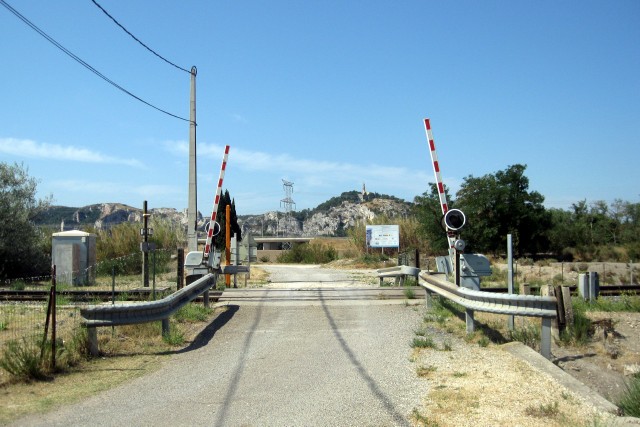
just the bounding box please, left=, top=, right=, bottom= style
left=1, top=284, right=636, bottom=303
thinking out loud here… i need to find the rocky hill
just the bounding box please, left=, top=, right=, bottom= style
left=34, top=203, right=204, bottom=231
left=238, top=192, right=413, bottom=237
left=34, top=191, right=413, bottom=237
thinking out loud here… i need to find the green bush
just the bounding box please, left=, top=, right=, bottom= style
left=277, top=242, right=337, bottom=264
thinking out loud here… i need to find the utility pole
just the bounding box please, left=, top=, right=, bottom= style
left=187, top=66, right=198, bottom=252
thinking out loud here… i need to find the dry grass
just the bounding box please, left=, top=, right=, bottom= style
left=0, top=305, right=226, bottom=424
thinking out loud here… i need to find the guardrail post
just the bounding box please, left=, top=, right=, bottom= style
left=541, top=317, right=551, bottom=359
left=162, top=318, right=170, bottom=336
left=87, top=326, right=99, bottom=356
left=465, top=309, right=475, bottom=334
left=203, top=289, right=210, bottom=308
left=424, top=289, right=433, bottom=309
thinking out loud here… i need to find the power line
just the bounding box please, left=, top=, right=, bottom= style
left=90, top=0, right=190, bottom=74
left=0, top=0, right=191, bottom=123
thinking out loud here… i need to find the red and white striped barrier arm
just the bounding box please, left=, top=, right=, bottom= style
left=423, top=118, right=456, bottom=255
left=203, top=145, right=230, bottom=258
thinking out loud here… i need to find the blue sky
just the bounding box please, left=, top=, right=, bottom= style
left=1, top=1, right=638, bottom=215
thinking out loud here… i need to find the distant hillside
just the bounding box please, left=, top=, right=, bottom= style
left=238, top=191, right=413, bottom=237
left=34, top=191, right=413, bottom=237
left=33, top=203, right=202, bottom=231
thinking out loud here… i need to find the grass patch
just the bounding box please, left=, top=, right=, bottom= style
left=582, top=294, right=640, bottom=313
left=477, top=336, right=490, bottom=347
left=404, top=288, right=416, bottom=299
left=412, top=408, right=439, bottom=426
left=412, top=337, right=437, bottom=349
left=559, top=299, right=592, bottom=346
left=424, top=296, right=456, bottom=325
left=0, top=337, right=49, bottom=381
left=173, top=303, right=212, bottom=323
left=618, top=373, right=640, bottom=417
left=525, top=401, right=560, bottom=418
left=509, top=324, right=541, bottom=349
left=416, top=365, right=438, bottom=377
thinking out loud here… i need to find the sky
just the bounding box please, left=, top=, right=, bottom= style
left=1, top=1, right=638, bottom=216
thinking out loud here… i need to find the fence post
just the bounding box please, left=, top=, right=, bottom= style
left=177, top=248, right=184, bottom=290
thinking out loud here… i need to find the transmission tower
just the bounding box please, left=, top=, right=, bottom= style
left=280, top=179, right=296, bottom=238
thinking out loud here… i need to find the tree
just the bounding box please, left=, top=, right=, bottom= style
left=212, top=190, right=241, bottom=251
left=0, top=162, right=51, bottom=280
left=454, top=164, right=550, bottom=256
left=412, top=183, right=453, bottom=254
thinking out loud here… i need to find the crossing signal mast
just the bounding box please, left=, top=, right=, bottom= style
left=423, top=118, right=492, bottom=289
left=184, top=145, right=230, bottom=284
left=423, top=118, right=467, bottom=286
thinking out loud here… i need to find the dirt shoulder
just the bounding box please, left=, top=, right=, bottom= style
left=553, top=311, right=640, bottom=404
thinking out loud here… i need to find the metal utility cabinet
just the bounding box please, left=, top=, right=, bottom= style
left=51, top=230, right=97, bottom=285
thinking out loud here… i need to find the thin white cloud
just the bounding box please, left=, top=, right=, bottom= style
left=0, top=137, right=145, bottom=168
left=163, top=140, right=454, bottom=204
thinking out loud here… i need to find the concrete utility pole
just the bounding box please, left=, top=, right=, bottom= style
left=187, top=66, right=198, bottom=252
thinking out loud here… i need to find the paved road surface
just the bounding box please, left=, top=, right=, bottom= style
left=14, top=266, right=426, bottom=426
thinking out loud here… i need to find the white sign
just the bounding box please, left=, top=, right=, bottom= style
left=366, top=225, right=400, bottom=248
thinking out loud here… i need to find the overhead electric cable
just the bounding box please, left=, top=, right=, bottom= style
left=0, top=0, right=191, bottom=123
left=90, top=0, right=190, bottom=74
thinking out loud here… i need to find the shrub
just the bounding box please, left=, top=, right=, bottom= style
left=277, top=242, right=337, bottom=264
left=404, top=288, right=416, bottom=299
left=559, top=299, right=592, bottom=346
left=411, top=336, right=437, bottom=349
left=618, top=374, right=640, bottom=417
left=0, top=337, right=49, bottom=381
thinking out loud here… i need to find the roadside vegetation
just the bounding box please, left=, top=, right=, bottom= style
left=2, top=160, right=639, bottom=421
left=0, top=302, right=222, bottom=424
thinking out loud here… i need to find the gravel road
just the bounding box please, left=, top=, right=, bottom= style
left=13, top=265, right=426, bottom=427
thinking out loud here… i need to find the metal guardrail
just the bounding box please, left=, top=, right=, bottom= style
left=420, top=272, right=557, bottom=359
left=81, top=273, right=218, bottom=355
left=377, top=266, right=420, bottom=286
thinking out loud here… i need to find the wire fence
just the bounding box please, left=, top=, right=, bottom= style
left=0, top=248, right=182, bottom=376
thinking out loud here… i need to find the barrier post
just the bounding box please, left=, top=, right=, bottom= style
left=465, top=309, right=475, bottom=334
